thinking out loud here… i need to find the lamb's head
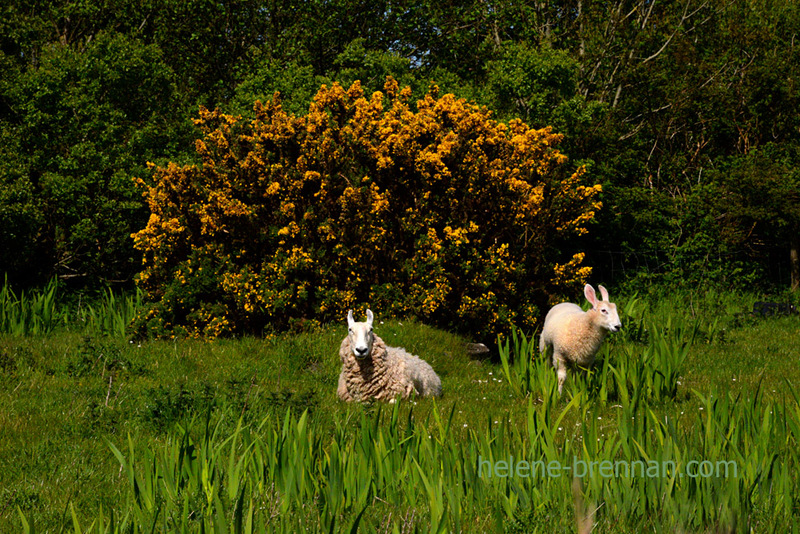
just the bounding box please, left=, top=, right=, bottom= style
left=585, top=284, right=622, bottom=333
left=347, top=309, right=375, bottom=360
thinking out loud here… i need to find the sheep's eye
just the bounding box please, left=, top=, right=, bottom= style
left=601, top=309, right=608, bottom=314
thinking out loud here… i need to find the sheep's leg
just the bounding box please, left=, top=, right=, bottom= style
left=337, top=372, right=351, bottom=401
left=554, top=355, right=568, bottom=394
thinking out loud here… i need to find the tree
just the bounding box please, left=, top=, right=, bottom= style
left=709, top=146, right=800, bottom=291
left=0, top=32, right=191, bottom=285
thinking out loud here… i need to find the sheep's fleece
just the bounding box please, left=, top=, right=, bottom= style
left=337, top=329, right=442, bottom=402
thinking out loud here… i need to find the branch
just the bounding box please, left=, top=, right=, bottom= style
left=617, top=119, right=647, bottom=141
left=643, top=1, right=699, bottom=63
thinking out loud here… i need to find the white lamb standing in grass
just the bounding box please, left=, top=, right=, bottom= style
left=539, top=284, right=622, bottom=394
left=338, top=309, right=442, bottom=402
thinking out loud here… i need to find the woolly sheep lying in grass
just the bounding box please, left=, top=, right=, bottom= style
left=539, top=284, right=622, bottom=394
left=337, top=309, right=442, bottom=402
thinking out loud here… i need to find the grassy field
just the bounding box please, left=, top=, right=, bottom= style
left=1, top=285, right=800, bottom=532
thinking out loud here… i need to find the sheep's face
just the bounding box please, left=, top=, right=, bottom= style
left=586, top=284, right=622, bottom=333
left=347, top=309, right=374, bottom=360
left=597, top=301, right=622, bottom=333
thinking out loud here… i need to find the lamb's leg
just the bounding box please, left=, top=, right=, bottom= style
left=554, top=355, right=568, bottom=394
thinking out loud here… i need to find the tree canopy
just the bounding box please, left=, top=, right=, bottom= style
left=2, top=0, right=799, bottom=295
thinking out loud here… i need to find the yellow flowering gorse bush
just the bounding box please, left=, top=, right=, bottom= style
left=131, top=78, right=601, bottom=339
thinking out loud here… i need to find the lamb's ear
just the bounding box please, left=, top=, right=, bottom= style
left=599, top=285, right=609, bottom=302
left=366, top=309, right=374, bottom=328
left=584, top=284, right=598, bottom=308
left=347, top=310, right=354, bottom=327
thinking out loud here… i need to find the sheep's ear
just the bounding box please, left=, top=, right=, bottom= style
left=347, top=310, right=354, bottom=327
left=366, top=309, right=374, bottom=328
left=599, top=285, right=609, bottom=302
left=584, top=284, right=598, bottom=308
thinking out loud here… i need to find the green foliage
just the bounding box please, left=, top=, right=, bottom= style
left=580, top=0, right=800, bottom=289
left=704, top=146, right=800, bottom=282
left=62, top=336, right=147, bottom=380
left=0, top=31, right=192, bottom=285
left=333, top=38, right=418, bottom=93
left=3, top=0, right=800, bottom=293
left=0, top=277, right=140, bottom=337
left=486, top=42, right=577, bottom=123
left=233, top=58, right=328, bottom=117
left=75, top=288, right=142, bottom=338
left=0, top=277, right=62, bottom=335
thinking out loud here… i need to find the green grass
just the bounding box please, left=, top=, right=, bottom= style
left=0, top=278, right=140, bottom=337
left=1, top=287, right=800, bottom=532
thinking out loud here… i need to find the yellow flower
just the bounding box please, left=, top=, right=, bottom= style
left=132, top=76, right=601, bottom=340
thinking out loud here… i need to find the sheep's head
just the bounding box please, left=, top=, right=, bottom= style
left=585, top=284, right=622, bottom=333
left=347, top=309, right=374, bottom=359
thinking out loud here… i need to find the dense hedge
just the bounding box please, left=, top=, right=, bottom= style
left=131, top=79, right=601, bottom=340
left=0, top=32, right=193, bottom=286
